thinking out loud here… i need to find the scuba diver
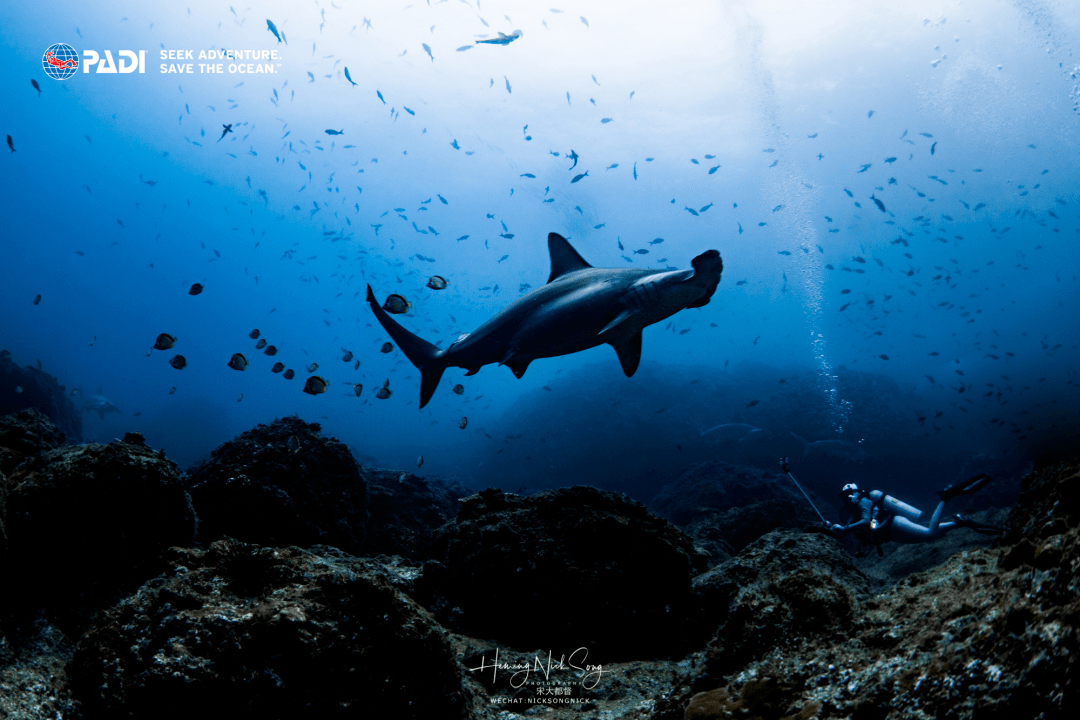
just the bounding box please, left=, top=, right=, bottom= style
left=830, top=474, right=999, bottom=554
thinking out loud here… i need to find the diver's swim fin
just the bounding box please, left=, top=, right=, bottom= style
left=952, top=514, right=1001, bottom=535
left=937, top=473, right=992, bottom=502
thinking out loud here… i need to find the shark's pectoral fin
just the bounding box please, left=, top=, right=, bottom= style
left=599, top=308, right=637, bottom=335
left=506, top=358, right=531, bottom=379
left=498, top=351, right=532, bottom=379
left=609, top=332, right=643, bottom=376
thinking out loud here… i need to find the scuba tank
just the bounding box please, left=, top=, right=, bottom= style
left=866, top=489, right=923, bottom=522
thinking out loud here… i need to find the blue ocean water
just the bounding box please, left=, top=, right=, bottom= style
left=1, top=1, right=1077, bottom=507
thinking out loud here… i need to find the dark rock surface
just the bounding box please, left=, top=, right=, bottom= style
left=1002, top=457, right=1080, bottom=546
left=419, top=486, right=710, bottom=662
left=358, top=468, right=469, bottom=560
left=2, top=436, right=195, bottom=639
left=69, top=539, right=470, bottom=720
left=0, top=614, right=78, bottom=720
left=0, top=407, right=68, bottom=476
left=650, top=461, right=826, bottom=566
left=0, top=350, right=81, bottom=442
left=187, top=416, right=368, bottom=554
left=850, top=505, right=1009, bottom=587
left=693, top=529, right=874, bottom=681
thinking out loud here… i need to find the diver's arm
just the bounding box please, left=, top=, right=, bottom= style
left=832, top=499, right=873, bottom=534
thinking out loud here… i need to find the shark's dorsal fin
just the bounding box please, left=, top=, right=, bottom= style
left=547, top=233, right=592, bottom=283
left=608, top=332, right=642, bottom=376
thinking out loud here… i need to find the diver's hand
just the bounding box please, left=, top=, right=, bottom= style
left=830, top=523, right=847, bottom=534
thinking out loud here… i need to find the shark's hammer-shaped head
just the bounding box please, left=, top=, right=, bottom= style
left=616, top=249, right=723, bottom=325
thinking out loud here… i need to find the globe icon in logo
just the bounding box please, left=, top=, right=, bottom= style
left=42, top=43, right=79, bottom=80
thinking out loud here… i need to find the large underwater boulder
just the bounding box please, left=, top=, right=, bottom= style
left=0, top=350, right=81, bottom=442
left=2, top=434, right=194, bottom=638
left=69, top=539, right=470, bottom=720
left=650, top=461, right=826, bottom=566
left=357, top=468, right=468, bottom=561
left=187, top=416, right=368, bottom=554
left=0, top=408, right=71, bottom=576
left=419, top=486, right=710, bottom=662
left=0, top=408, right=68, bottom=476
left=692, top=529, right=874, bottom=682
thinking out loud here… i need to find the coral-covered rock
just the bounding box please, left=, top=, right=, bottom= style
left=420, top=486, right=709, bottom=662
left=0, top=408, right=68, bottom=476
left=0, top=351, right=81, bottom=442
left=2, top=438, right=194, bottom=636
left=693, top=529, right=873, bottom=681
left=69, top=539, right=469, bottom=720
left=187, top=416, right=368, bottom=554
left=650, top=462, right=826, bottom=566
left=358, top=469, right=468, bottom=560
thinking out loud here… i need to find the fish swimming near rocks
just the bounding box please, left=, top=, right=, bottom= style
left=789, top=432, right=870, bottom=462
left=367, top=232, right=723, bottom=408
left=82, top=386, right=122, bottom=420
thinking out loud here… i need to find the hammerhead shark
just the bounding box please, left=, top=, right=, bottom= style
left=82, top=386, right=122, bottom=421
left=367, top=232, right=723, bottom=408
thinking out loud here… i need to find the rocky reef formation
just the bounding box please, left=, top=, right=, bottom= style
left=651, top=461, right=827, bottom=566
left=0, top=407, right=1075, bottom=720
left=1, top=430, right=195, bottom=641
left=358, top=468, right=469, bottom=560
left=418, top=486, right=709, bottom=662
left=0, top=350, right=81, bottom=441
left=651, top=459, right=1079, bottom=720
left=68, top=540, right=469, bottom=720
left=186, top=416, right=369, bottom=554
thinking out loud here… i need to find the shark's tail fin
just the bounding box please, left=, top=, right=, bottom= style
left=366, top=284, right=446, bottom=409
left=789, top=432, right=810, bottom=458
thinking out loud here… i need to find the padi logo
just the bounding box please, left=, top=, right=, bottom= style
left=42, top=44, right=79, bottom=80
left=82, top=49, right=147, bottom=74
